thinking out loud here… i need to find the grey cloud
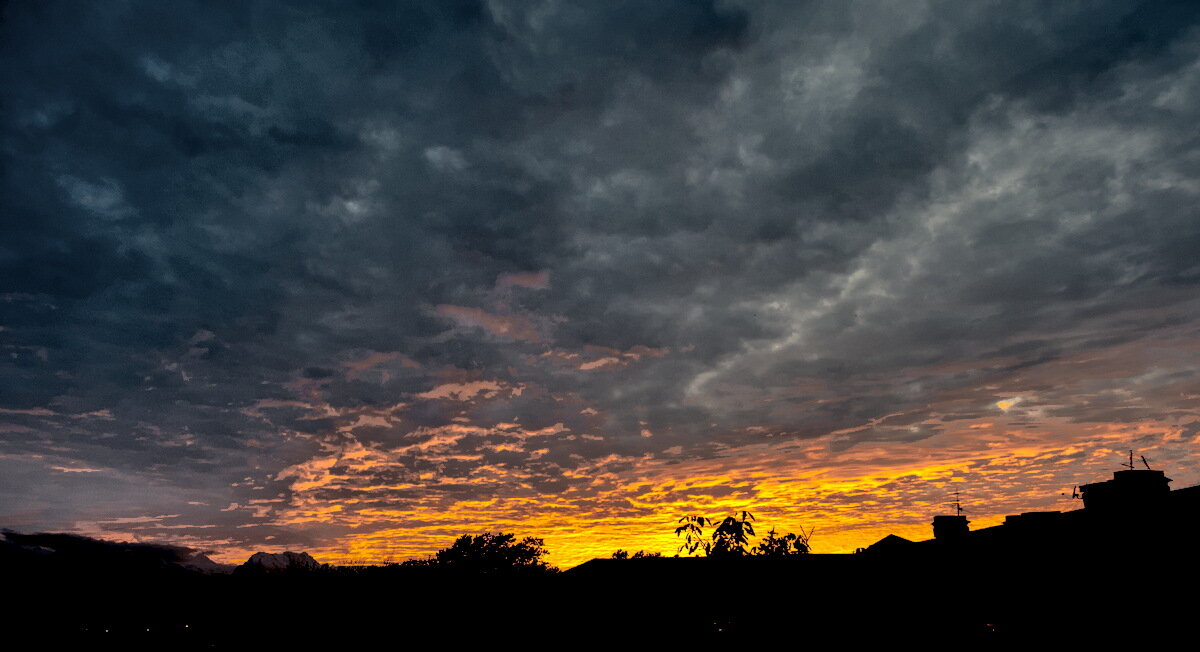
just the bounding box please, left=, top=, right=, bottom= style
left=2, top=0, right=1200, bottom=550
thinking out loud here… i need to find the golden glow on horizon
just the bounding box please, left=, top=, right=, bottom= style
left=70, top=329, right=1200, bottom=570
left=149, top=414, right=1195, bottom=570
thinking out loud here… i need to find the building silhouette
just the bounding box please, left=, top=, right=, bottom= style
left=5, top=457, right=1197, bottom=644
left=567, top=459, right=1200, bottom=642
left=862, top=459, right=1197, bottom=559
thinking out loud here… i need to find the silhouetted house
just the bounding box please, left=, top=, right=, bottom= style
left=563, top=462, right=1200, bottom=640
left=859, top=464, right=1200, bottom=561
left=1002, top=511, right=1062, bottom=528
left=932, top=514, right=970, bottom=541
left=861, top=533, right=914, bottom=552
left=1078, top=468, right=1171, bottom=511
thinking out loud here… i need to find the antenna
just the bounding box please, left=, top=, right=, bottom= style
left=1121, top=449, right=1135, bottom=471
left=951, top=490, right=965, bottom=516
left=1141, top=455, right=1152, bottom=470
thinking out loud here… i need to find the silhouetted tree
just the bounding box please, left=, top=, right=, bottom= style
left=404, top=532, right=556, bottom=573
left=676, top=513, right=816, bottom=559
left=675, top=515, right=714, bottom=556
left=751, top=526, right=813, bottom=557
left=611, top=549, right=663, bottom=559
left=710, top=511, right=755, bottom=558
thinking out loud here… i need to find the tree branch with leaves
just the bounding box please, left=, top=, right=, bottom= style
left=751, top=526, right=814, bottom=557
left=711, top=511, right=756, bottom=558
left=675, top=513, right=814, bottom=558
left=675, top=515, right=715, bottom=556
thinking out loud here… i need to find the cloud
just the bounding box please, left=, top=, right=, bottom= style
left=434, top=305, right=542, bottom=342
left=1, top=0, right=1199, bottom=566
left=496, top=270, right=550, bottom=291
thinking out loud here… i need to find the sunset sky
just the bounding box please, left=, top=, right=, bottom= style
left=3, top=1, right=1200, bottom=569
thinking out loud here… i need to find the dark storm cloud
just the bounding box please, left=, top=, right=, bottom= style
left=2, top=0, right=1200, bottom=553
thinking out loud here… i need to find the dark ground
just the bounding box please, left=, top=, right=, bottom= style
left=3, top=534, right=1196, bottom=648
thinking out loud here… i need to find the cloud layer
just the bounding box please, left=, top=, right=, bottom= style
left=2, top=0, right=1200, bottom=566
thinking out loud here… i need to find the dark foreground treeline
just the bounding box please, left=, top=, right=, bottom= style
left=3, top=530, right=1197, bottom=648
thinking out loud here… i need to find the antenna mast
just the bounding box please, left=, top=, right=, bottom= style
left=1122, top=449, right=1135, bottom=471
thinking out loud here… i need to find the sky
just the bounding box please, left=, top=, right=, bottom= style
left=3, top=0, right=1200, bottom=568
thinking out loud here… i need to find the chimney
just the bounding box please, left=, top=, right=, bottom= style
left=932, top=515, right=970, bottom=541
left=1079, top=469, right=1172, bottom=512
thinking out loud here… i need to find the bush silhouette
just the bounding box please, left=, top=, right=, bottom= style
left=751, top=527, right=813, bottom=556
left=404, top=532, right=556, bottom=573
left=674, top=514, right=814, bottom=558
left=675, top=515, right=715, bottom=555
left=710, top=511, right=756, bottom=558
left=610, top=549, right=663, bottom=559
left=676, top=511, right=756, bottom=557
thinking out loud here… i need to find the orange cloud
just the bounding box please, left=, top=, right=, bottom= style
left=417, top=380, right=522, bottom=401
left=246, top=412, right=1200, bottom=570
left=435, top=305, right=541, bottom=342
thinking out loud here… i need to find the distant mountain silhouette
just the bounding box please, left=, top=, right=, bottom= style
left=1, top=529, right=229, bottom=574
left=179, top=552, right=233, bottom=574
left=236, top=551, right=322, bottom=574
